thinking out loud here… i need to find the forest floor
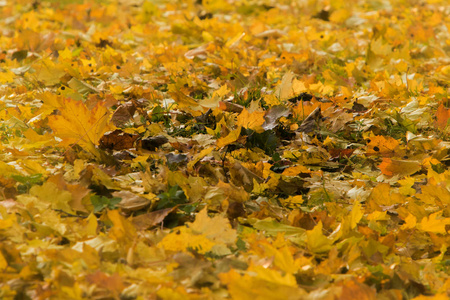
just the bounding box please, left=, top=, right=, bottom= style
left=0, top=0, right=450, bottom=299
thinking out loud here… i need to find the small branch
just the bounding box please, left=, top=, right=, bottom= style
left=53, top=209, right=88, bottom=219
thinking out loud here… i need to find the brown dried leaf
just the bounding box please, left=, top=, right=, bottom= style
left=113, top=190, right=152, bottom=212
left=132, top=206, right=178, bottom=230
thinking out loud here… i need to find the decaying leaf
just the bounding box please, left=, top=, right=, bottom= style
left=111, top=102, right=137, bottom=127
left=140, top=135, right=169, bottom=151
left=298, top=107, right=321, bottom=133
left=113, top=190, right=152, bottom=212
left=99, top=129, right=139, bottom=150
left=132, top=206, right=178, bottom=230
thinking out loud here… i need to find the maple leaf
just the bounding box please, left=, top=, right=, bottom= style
left=220, top=266, right=306, bottom=300
left=189, top=208, right=237, bottom=245
left=216, top=126, right=241, bottom=148
left=367, top=183, right=406, bottom=207
left=378, top=158, right=421, bottom=177
left=48, top=97, right=114, bottom=156
left=417, top=212, right=450, bottom=234
left=366, top=135, right=400, bottom=156
left=306, top=221, right=333, bottom=253
left=236, top=108, right=265, bottom=132
left=158, top=209, right=236, bottom=255
left=30, top=181, right=74, bottom=214
left=435, top=103, right=450, bottom=130
left=107, top=210, right=137, bottom=249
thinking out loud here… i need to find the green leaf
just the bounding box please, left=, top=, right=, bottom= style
left=91, top=195, right=122, bottom=213
left=156, top=185, right=187, bottom=210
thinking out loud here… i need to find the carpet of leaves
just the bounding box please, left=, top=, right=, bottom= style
left=0, top=0, right=450, bottom=299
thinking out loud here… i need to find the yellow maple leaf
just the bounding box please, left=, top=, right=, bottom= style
left=401, top=213, right=417, bottom=230
left=367, top=183, right=406, bottom=207
left=58, top=47, right=73, bottom=60
left=274, top=71, right=295, bottom=100
left=158, top=226, right=216, bottom=254
left=219, top=266, right=305, bottom=300
left=418, top=212, right=450, bottom=234
left=108, top=210, right=137, bottom=247
left=158, top=209, right=236, bottom=255
left=169, top=91, right=202, bottom=113
left=189, top=209, right=237, bottom=245
left=82, top=214, right=98, bottom=237
left=417, top=184, right=450, bottom=206
left=281, top=165, right=310, bottom=176
left=378, top=158, right=421, bottom=177
left=0, top=70, right=15, bottom=83
left=216, top=126, right=241, bottom=148
left=236, top=108, right=265, bottom=132
left=30, top=58, right=65, bottom=86
left=350, top=201, right=364, bottom=229
left=0, top=252, right=7, bottom=269
left=398, top=177, right=416, bottom=196
left=366, top=135, right=400, bottom=156
left=306, top=221, right=333, bottom=253
left=260, top=244, right=298, bottom=274
left=48, top=98, right=114, bottom=154
left=30, top=182, right=74, bottom=214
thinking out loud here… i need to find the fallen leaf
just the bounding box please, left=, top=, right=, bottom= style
left=366, top=136, right=400, bottom=156
left=378, top=158, right=421, bottom=177
left=99, top=129, right=139, bottom=150
left=306, top=221, right=333, bottom=253
left=298, top=106, right=321, bottom=133
left=418, top=211, right=450, bottom=234
left=435, top=103, right=450, bottom=130
left=111, top=102, right=137, bottom=127
left=216, top=126, right=241, bottom=148
left=48, top=97, right=114, bottom=154
left=236, top=108, right=266, bottom=132
left=132, top=207, right=178, bottom=230
left=113, top=190, right=152, bottom=212
left=140, top=135, right=169, bottom=151
left=262, top=105, right=291, bottom=131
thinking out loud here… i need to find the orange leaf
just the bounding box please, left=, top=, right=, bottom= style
left=435, top=103, right=450, bottom=130
left=48, top=98, right=114, bottom=152
left=339, top=279, right=376, bottom=300
left=86, top=271, right=125, bottom=296
left=368, top=183, right=406, bottom=207
left=378, top=158, right=421, bottom=177
left=236, top=108, right=266, bottom=132
left=366, top=136, right=400, bottom=156
left=281, top=165, right=310, bottom=176
left=418, top=212, right=450, bottom=234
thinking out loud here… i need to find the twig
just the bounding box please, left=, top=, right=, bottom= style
left=53, top=209, right=88, bottom=219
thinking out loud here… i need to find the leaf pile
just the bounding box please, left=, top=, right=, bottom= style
left=0, top=0, right=450, bottom=299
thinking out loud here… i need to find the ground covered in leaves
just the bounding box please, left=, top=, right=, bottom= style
left=0, top=0, right=450, bottom=299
